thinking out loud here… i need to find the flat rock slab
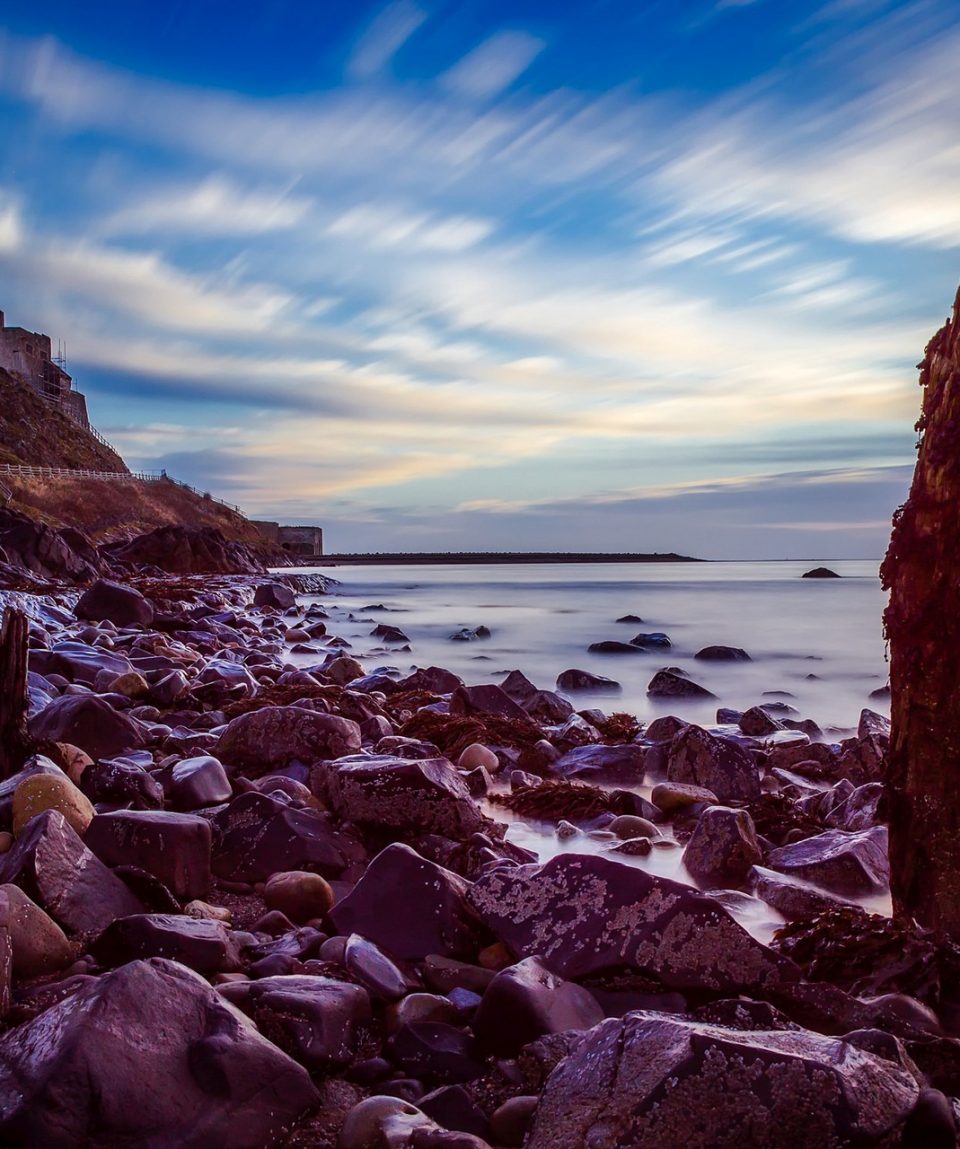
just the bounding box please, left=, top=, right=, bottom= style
left=92, top=913, right=241, bottom=975
left=324, top=755, right=485, bottom=839
left=526, top=1011, right=919, bottom=1149
left=86, top=809, right=213, bottom=900
left=330, top=843, right=482, bottom=961
left=469, top=853, right=795, bottom=994
left=0, top=810, right=142, bottom=935
left=0, top=957, right=318, bottom=1147
left=28, top=694, right=146, bottom=761
left=766, top=826, right=889, bottom=895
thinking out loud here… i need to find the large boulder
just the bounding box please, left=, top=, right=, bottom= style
left=766, top=826, right=889, bottom=895
left=0, top=958, right=318, bottom=1147
left=85, top=810, right=213, bottom=900
left=550, top=744, right=646, bottom=783
left=216, top=706, right=361, bottom=775
left=666, top=725, right=761, bottom=803
left=254, top=582, right=296, bottom=609
left=468, top=853, right=795, bottom=994
left=526, top=1011, right=919, bottom=1149
left=0, top=810, right=143, bottom=935
left=92, top=914, right=242, bottom=975
left=330, top=843, right=482, bottom=961
left=0, top=509, right=99, bottom=582
left=210, top=791, right=364, bottom=883
left=75, top=579, right=154, bottom=628
left=28, top=694, right=147, bottom=760
left=647, top=670, right=715, bottom=699
left=30, top=640, right=134, bottom=685
left=218, top=975, right=371, bottom=1071
left=323, top=755, right=485, bottom=840
left=106, top=526, right=265, bottom=575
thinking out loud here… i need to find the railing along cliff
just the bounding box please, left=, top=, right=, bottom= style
left=0, top=464, right=244, bottom=515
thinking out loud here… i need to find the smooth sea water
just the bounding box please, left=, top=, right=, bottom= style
left=291, top=559, right=892, bottom=939
left=297, top=559, right=888, bottom=732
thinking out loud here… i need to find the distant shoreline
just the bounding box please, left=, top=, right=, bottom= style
left=306, top=551, right=704, bottom=566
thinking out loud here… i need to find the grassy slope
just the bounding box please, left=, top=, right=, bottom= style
left=0, top=367, right=265, bottom=545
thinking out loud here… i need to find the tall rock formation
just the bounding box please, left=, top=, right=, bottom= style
left=882, top=285, right=960, bottom=937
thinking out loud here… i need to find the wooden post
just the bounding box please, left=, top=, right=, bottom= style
left=0, top=607, right=30, bottom=779
left=881, top=285, right=960, bottom=937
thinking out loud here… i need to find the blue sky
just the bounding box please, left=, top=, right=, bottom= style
left=1, top=0, right=957, bottom=557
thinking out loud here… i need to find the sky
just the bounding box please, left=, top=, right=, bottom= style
left=0, top=0, right=958, bottom=559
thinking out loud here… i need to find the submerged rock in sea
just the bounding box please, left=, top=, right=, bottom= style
left=647, top=669, right=716, bottom=699
left=802, top=567, right=841, bottom=579
left=766, top=826, right=890, bottom=895
left=556, top=668, right=621, bottom=692
left=666, top=725, right=761, bottom=803
left=525, top=1011, right=919, bottom=1149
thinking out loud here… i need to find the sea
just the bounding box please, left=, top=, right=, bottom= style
left=291, top=558, right=891, bottom=939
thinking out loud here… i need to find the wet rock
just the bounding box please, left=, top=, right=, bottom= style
left=401, top=667, right=465, bottom=693
left=469, top=853, right=795, bottom=993
left=264, top=871, right=335, bottom=923
left=0, top=884, right=72, bottom=977
left=345, top=934, right=409, bottom=1001
left=825, top=782, right=884, bottom=832
left=108, top=526, right=265, bottom=575
left=340, top=1096, right=437, bottom=1149
left=324, top=755, right=485, bottom=840
left=550, top=743, right=646, bottom=782
left=218, top=974, right=371, bottom=1071
left=490, top=1097, right=539, bottom=1148
left=644, top=715, right=689, bottom=742
left=330, top=843, right=482, bottom=961
left=216, top=705, right=361, bottom=775
left=666, top=725, right=761, bottom=803
left=80, top=757, right=164, bottom=809
left=739, top=705, right=784, bottom=736
left=85, top=810, right=213, bottom=900
left=695, top=645, right=751, bottom=661
left=682, top=806, right=762, bottom=886
left=587, top=641, right=646, bottom=654
left=166, top=754, right=233, bottom=809
left=0, top=509, right=100, bottom=582
left=449, top=684, right=529, bottom=721
left=449, top=626, right=491, bottom=642
left=0, top=958, right=318, bottom=1146
left=802, top=567, right=841, bottom=578
left=12, top=772, right=95, bottom=838
left=388, top=1023, right=485, bottom=1084
left=630, top=632, right=672, bottom=648
left=372, top=623, right=410, bottom=644
left=31, top=639, right=134, bottom=685
left=93, top=913, right=242, bottom=974
left=28, top=694, right=147, bottom=760
left=211, top=791, right=364, bottom=883
left=75, top=579, right=154, bottom=628
left=556, top=669, right=621, bottom=692
left=419, top=1085, right=491, bottom=1140
left=753, top=866, right=858, bottom=920
left=254, top=581, right=296, bottom=609
left=472, top=956, right=604, bottom=1055
left=766, top=826, right=889, bottom=895
left=457, top=744, right=499, bottom=772
left=0, top=810, right=142, bottom=934
left=0, top=758, right=65, bottom=831
left=647, top=669, right=715, bottom=699
left=526, top=1011, right=918, bottom=1149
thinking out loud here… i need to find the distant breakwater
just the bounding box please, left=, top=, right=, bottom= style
left=314, top=551, right=704, bottom=566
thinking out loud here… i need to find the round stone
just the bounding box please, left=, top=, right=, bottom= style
left=457, top=743, right=500, bottom=772
left=12, top=773, right=96, bottom=838
left=263, top=871, right=335, bottom=923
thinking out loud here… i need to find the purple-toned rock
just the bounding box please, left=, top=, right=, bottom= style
left=766, top=826, right=889, bottom=895
left=210, top=791, right=365, bottom=883
left=254, top=582, right=296, bottom=609
left=473, top=957, right=603, bottom=1055
left=216, top=706, right=361, bottom=776
left=28, top=694, right=147, bottom=760
left=753, top=866, right=858, bottom=921
left=92, top=913, right=241, bottom=974
left=108, top=526, right=265, bottom=575
left=0, top=810, right=142, bottom=934
left=551, top=744, right=646, bottom=783
left=0, top=892, right=11, bottom=1018
left=31, top=640, right=133, bottom=685
left=388, top=1022, right=485, bottom=1084
left=324, top=755, right=485, bottom=839
left=695, top=645, right=751, bottom=661
left=80, top=757, right=164, bottom=809
left=75, top=579, right=154, bottom=628
left=0, top=757, right=65, bottom=832
left=450, top=685, right=529, bottom=721
left=400, top=667, right=465, bottom=694
left=218, top=974, right=371, bottom=1070
left=525, top=1011, right=918, bottom=1149
left=330, top=843, right=482, bottom=961
left=468, top=853, right=794, bottom=994
left=166, top=755, right=232, bottom=809
left=345, top=934, right=409, bottom=1001
left=587, top=641, right=646, bottom=655
left=85, top=810, right=213, bottom=900
left=556, top=669, right=621, bottom=692
left=739, top=705, right=784, bottom=736
left=666, top=725, right=761, bottom=803
left=647, top=669, right=715, bottom=699
left=0, top=958, right=318, bottom=1146
left=682, top=806, right=762, bottom=886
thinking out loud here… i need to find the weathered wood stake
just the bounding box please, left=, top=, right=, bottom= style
left=882, top=285, right=960, bottom=937
left=0, top=606, right=30, bottom=779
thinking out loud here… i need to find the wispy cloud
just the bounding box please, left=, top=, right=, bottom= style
left=441, top=31, right=544, bottom=100
left=347, top=0, right=427, bottom=81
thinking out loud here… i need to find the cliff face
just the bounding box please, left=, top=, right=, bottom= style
left=881, top=285, right=960, bottom=936
left=0, top=367, right=128, bottom=472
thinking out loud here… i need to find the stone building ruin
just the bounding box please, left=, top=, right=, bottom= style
left=0, top=310, right=90, bottom=429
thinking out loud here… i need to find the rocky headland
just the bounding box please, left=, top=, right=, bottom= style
left=0, top=523, right=957, bottom=1148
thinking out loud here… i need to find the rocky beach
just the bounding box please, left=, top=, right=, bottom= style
left=0, top=509, right=957, bottom=1148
